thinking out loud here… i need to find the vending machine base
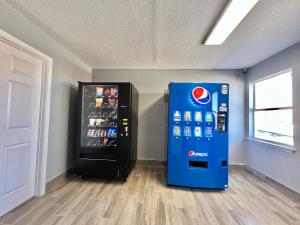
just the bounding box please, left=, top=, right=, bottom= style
left=76, top=158, right=129, bottom=181
left=167, top=167, right=228, bottom=190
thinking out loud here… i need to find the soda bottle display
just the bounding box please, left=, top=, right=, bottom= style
left=173, top=126, right=181, bottom=136
left=194, top=111, right=202, bottom=122
left=107, top=129, right=112, bottom=138
left=205, top=127, right=213, bottom=138
left=184, top=111, right=192, bottom=121
left=184, top=126, right=192, bottom=137
left=205, top=112, right=213, bottom=123
left=194, top=126, right=202, bottom=137
left=173, top=111, right=181, bottom=122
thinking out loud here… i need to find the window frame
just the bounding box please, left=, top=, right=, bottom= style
left=248, top=68, right=295, bottom=152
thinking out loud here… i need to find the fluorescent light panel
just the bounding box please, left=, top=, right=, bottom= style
left=204, top=0, right=259, bottom=45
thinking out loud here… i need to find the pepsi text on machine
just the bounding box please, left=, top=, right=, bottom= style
left=188, top=151, right=208, bottom=157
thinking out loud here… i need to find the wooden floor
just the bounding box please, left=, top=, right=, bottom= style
left=1, top=165, right=300, bottom=225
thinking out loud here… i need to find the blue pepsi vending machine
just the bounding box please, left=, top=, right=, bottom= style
left=167, top=83, right=229, bottom=189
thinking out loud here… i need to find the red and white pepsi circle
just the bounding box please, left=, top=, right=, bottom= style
left=188, top=151, right=195, bottom=157
left=192, top=87, right=210, bottom=105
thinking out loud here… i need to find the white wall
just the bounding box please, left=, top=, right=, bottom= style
left=0, top=1, right=92, bottom=182
left=246, top=42, right=300, bottom=193
left=93, top=69, right=246, bottom=164
left=46, top=60, right=90, bottom=181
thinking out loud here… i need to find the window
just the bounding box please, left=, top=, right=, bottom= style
left=253, top=70, right=293, bottom=146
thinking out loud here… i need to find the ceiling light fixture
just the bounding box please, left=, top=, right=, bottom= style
left=204, top=0, right=259, bottom=45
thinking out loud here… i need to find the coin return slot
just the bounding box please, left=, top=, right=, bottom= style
left=221, top=160, right=227, bottom=168
left=189, top=161, right=208, bottom=169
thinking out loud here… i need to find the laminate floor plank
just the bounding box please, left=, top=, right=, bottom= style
left=1, top=165, right=300, bottom=225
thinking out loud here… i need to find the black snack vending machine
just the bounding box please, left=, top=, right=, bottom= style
left=76, top=82, right=138, bottom=181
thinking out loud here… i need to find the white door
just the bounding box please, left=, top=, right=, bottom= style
left=0, top=40, right=43, bottom=216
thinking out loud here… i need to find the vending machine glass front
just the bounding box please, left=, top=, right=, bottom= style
left=81, top=85, right=118, bottom=148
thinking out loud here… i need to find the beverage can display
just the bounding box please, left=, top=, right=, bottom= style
left=95, top=130, right=100, bottom=137
left=87, top=129, right=92, bottom=137
left=173, top=111, right=181, bottom=121
left=113, top=129, right=117, bottom=138
left=194, top=111, right=202, bottom=122
left=100, top=130, right=105, bottom=137
left=205, top=112, right=213, bottom=122
left=111, top=129, right=115, bottom=138
left=184, top=111, right=192, bottom=121
left=173, top=126, right=181, bottom=136
left=184, top=126, right=192, bottom=137
left=194, top=126, right=202, bottom=137
left=90, top=130, right=95, bottom=137
left=205, top=127, right=213, bottom=138
left=107, top=129, right=112, bottom=138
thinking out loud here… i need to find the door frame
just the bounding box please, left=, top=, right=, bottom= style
left=0, top=29, right=53, bottom=196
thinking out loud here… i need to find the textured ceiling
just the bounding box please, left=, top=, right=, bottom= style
left=4, top=0, right=300, bottom=69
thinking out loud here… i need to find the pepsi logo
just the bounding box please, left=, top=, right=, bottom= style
left=192, top=87, right=210, bottom=105
left=188, top=151, right=195, bottom=157
left=188, top=151, right=208, bottom=157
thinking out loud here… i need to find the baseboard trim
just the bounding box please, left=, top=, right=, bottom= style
left=246, top=166, right=300, bottom=196
left=46, top=168, right=72, bottom=193
left=229, top=163, right=247, bottom=171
